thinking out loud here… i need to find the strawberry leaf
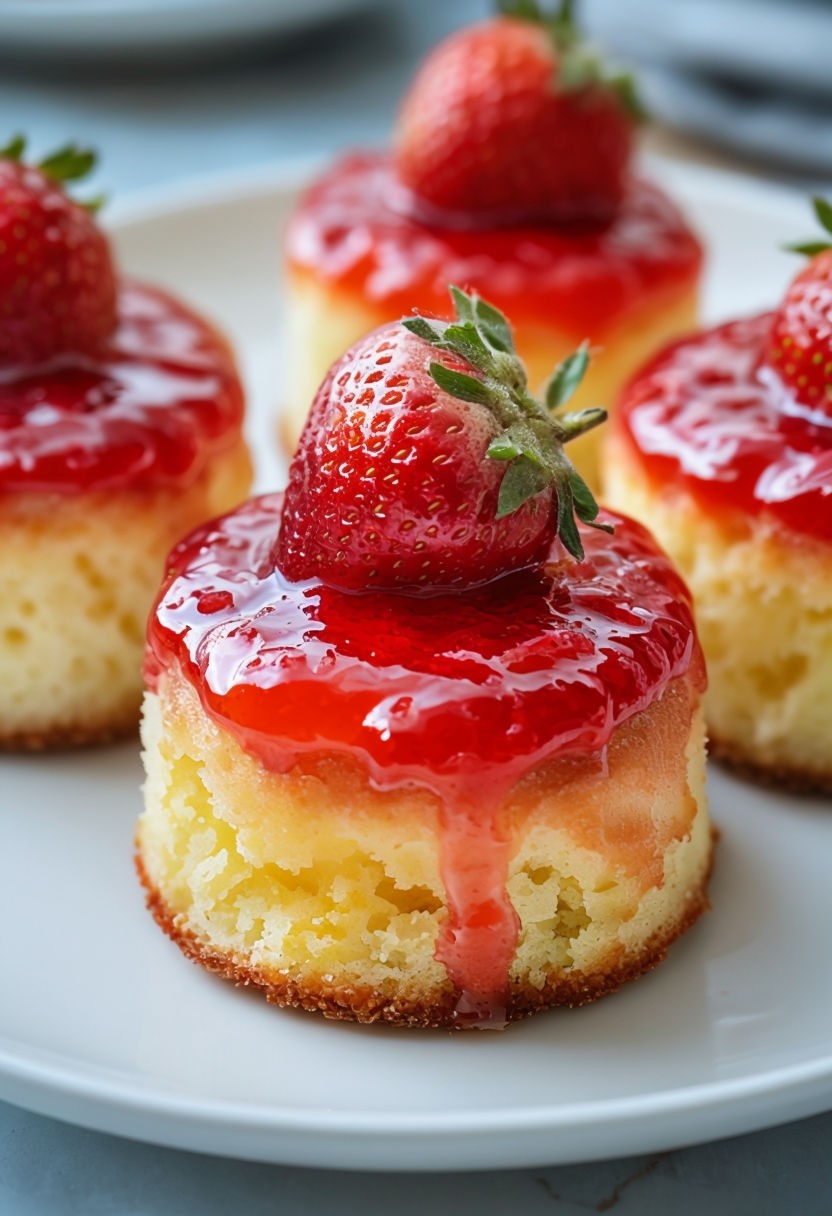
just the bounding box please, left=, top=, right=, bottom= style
left=558, top=48, right=601, bottom=92
left=449, top=284, right=476, bottom=323
left=405, top=286, right=610, bottom=561
left=81, top=193, right=107, bottom=215
left=0, top=134, right=25, bottom=162
left=784, top=196, right=832, bottom=257
left=570, top=466, right=613, bottom=532
left=486, top=430, right=523, bottom=461
left=437, top=321, right=492, bottom=371
left=38, top=144, right=96, bottom=184
left=786, top=241, right=832, bottom=257
left=428, top=361, right=492, bottom=405
left=609, top=72, right=648, bottom=123
left=403, top=316, right=441, bottom=343
left=813, top=196, right=832, bottom=238
left=474, top=295, right=515, bottom=353
left=487, top=420, right=547, bottom=464
left=554, top=471, right=583, bottom=559
left=496, top=456, right=550, bottom=518
left=545, top=342, right=590, bottom=409
left=569, top=465, right=599, bottom=521
left=558, top=405, right=607, bottom=439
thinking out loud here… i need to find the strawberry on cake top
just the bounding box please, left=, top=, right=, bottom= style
left=139, top=289, right=711, bottom=1029
left=0, top=139, right=251, bottom=748
left=605, top=197, right=832, bottom=790
left=284, top=1, right=702, bottom=488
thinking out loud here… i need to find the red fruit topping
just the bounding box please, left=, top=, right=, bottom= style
left=0, top=136, right=116, bottom=367
left=0, top=281, right=244, bottom=493
left=617, top=313, right=832, bottom=541
left=146, top=494, right=703, bottom=1020
left=393, top=2, right=641, bottom=228
left=286, top=154, right=703, bottom=341
left=276, top=286, right=609, bottom=592
left=151, top=496, right=700, bottom=787
left=764, top=197, right=832, bottom=425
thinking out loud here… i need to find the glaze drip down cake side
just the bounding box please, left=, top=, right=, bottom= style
left=0, top=142, right=251, bottom=748
left=138, top=499, right=710, bottom=1027
left=137, top=290, right=713, bottom=1028
left=282, top=5, right=703, bottom=488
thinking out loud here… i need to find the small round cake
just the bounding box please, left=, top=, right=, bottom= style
left=605, top=205, right=832, bottom=789
left=138, top=291, right=711, bottom=1028
left=0, top=143, right=251, bottom=748
left=283, top=8, right=702, bottom=486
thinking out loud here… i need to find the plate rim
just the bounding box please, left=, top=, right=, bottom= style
left=2, top=1033, right=832, bottom=1135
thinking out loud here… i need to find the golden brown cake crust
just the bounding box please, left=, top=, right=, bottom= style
left=136, top=850, right=713, bottom=1030
left=708, top=734, right=832, bottom=796
left=0, top=712, right=138, bottom=752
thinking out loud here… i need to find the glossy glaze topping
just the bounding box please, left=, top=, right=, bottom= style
left=0, top=280, right=244, bottom=494
left=617, top=313, right=832, bottom=540
left=285, top=153, right=702, bottom=336
left=147, top=493, right=702, bottom=1023
left=147, top=494, right=701, bottom=785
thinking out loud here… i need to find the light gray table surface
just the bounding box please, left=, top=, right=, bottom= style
left=1, top=2, right=830, bottom=1212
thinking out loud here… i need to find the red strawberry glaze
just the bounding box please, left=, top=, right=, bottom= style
left=145, top=493, right=703, bottom=1025
left=616, top=313, right=832, bottom=541
left=285, top=153, right=702, bottom=338
left=0, top=280, right=243, bottom=494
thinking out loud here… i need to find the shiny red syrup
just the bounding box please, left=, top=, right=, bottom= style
left=0, top=280, right=243, bottom=494
left=617, top=313, right=832, bottom=541
left=285, top=154, right=702, bottom=337
left=146, top=494, right=703, bottom=1025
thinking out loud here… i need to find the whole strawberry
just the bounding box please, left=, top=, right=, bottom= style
left=276, top=286, right=609, bottom=593
left=393, top=1, right=642, bottom=228
left=765, top=196, right=832, bottom=424
left=0, top=136, right=116, bottom=366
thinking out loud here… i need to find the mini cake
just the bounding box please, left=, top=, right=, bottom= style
left=138, top=290, right=712, bottom=1028
left=283, top=4, right=702, bottom=487
left=604, top=198, right=832, bottom=791
left=0, top=140, right=251, bottom=748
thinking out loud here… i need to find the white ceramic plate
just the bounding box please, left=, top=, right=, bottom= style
left=1, top=162, right=831, bottom=1172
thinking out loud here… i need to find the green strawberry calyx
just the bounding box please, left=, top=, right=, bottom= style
left=402, top=285, right=612, bottom=561
left=0, top=134, right=104, bottom=211
left=497, top=0, right=646, bottom=121
left=785, top=196, right=832, bottom=258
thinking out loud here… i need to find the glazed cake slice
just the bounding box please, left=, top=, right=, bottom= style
left=0, top=279, right=251, bottom=748
left=606, top=307, right=832, bottom=790
left=282, top=7, right=702, bottom=486
left=285, top=155, right=701, bottom=490
left=139, top=497, right=710, bottom=1027
left=138, top=291, right=712, bottom=1027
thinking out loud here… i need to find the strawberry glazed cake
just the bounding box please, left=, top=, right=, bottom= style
left=605, top=198, right=832, bottom=790
left=138, top=290, right=712, bottom=1029
left=0, top=140, right=251, bottom=748
left=283, top=2, right=702, bottom=487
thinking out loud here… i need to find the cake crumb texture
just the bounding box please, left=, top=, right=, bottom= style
left=0, top=439, right=251, bottom=749
left=137, top=667, right=712, bottom=1027
left=604, top=435, right=832, bottom=791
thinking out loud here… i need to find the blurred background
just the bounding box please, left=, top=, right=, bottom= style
left=3, top=0, right=832, bottom=198
left=3, top=5, right=832, bottom=1212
